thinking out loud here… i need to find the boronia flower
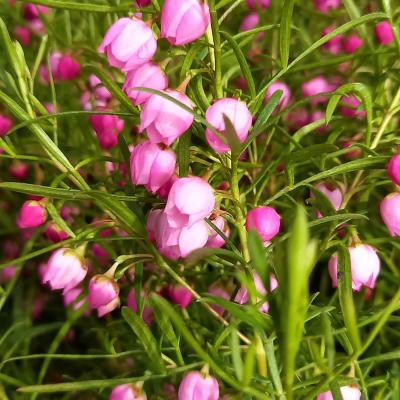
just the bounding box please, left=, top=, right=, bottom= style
left=161, top=0, right=210, bottom=46
left=387, top=154, right=400, bottom=185
left=328, top=244, right=380, bottom=291
left=375, top=21, right=394, bottom=45
left=380, top=192, right=400, bottom=236
left=110, top=384, right=147, bottom=400
left=313, top=182, right=343, bottom=218
left=317, top=385, right=361, bottom=400
left=16, top=200, right=47, bottom=229
left=178, top=371, right=219, bottom=400
left=89, top=274, right=120, bottom=317
left=246, top=206, right=281, bottom=242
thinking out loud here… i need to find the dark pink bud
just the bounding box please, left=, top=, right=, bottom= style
left=340, top=95, right=366, bottom=118
left=0, top=115, right=13, bottom=137
left=167, top=284, right=193, bottom=309
left=23, top=4, right=49, bottom=20
left=10, top=161, right=29, bottom=180
left=246, top=0, right=270, bottom=10
left=57, top=55, right=81, bottom=80
left=388, top=154, right=400, bottom=185
left=15, top=26, right=31, bottom=46
left=343, top=34, right=363, bottom=53
left=45, top=222, right=69, bottom=243
left=89, top=275, right=120, bottom=317
left=90, top=114, right=125, bottom=150
left=110, top=384, right=147, bottom=400
left=380, top=192, right=400, bottom=236
left=246, top=206, right=281, bottom=242
left=16, top=200, right=47, bottom=229
left=375, top=21, right=394, bottom=45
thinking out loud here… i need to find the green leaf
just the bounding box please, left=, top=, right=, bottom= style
left=337, top=246, right=361, bottom=352
left=177, top=132, right=191, bottom=177
left=247, top=230, right=268, bottom=288
left=45, top=202, right=76, bottom=238
left=220, top=31, right=256, bottom=99
left=21, top=0, right=143, bottom=12
left=230, top=329, right=243, bottom=381
left=121, top=306, right=166, bottom=373
left=223, top=114, right=241, bottom=156
left=184, top=247, right=244, bottom=267
left=279, top=0, right=296, bottom=68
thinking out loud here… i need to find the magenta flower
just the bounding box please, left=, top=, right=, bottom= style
left=63, top=287, right=87, bottom=311
left=127, top=288, right=153, bottom=325
left=328, top=244, right=380, bottom=291
left=89, top=275, right=120, bottom=317
left=235, top=272, right=278, bottom=313
left=123, top=62, right=168, bottom=106
left=90, top=114, right=125, bottom=150
left=89, top=74, right=112, bottom=103
left=205, top=98, right=252, bottom=154
left=317, top=386, right=361, bottom=400
left=161, top=0, right=210, bottom=46
left=302, top=76, right=335, bottom=105
left=246, top=206, right=281, bottom=242
left=22, top=4, right=49, bottom=20
left=314, top=0, right=341, bottom=13
left=240, top=13, right=260, bottom=32
left=375, top=21, right=394, bottom=45
left=42, top=248, right=87, bottom=292
left=130, top=141, right=176, bottom=194
left=206, top=215, right=230, bottom=248
left=208, top=283, right=231, bottom=316
left=10, top=161, right=29, bottom=180
left=57, top=55, right=81, bottom=80
left=139, top=89, right=194, bottom=146
left=15, top=26, right=31, bottom=46
left=16, top=200, right=47, bottom=229
left=136, top=0, right=151, bottom=6
left=98, top=17, right=157, bottom=72
left=110, top=384, right=147, bottom=400
left=178, top=371, right=219, bottom=400
left=0, top=115, right=13, bottom=137
left=246, top=0, right=271, bottom=10
left=340, top=95, right=366, bottom=118
left=380, top=193, right=400, bottom=236
left=165, top=177, right=215, bottom=228
left=314, top=182, right=343, bottom=218
left=388, top=154, right=400, bottom=185
left=322, top=26, right=343, bottom=54
left=343, top=34, right=363, bottom=53
left=167, top=284, right=193, bottom=309
left=45, top=222, right=69, bottom=243
left=264, top=81, right=291, bottom=111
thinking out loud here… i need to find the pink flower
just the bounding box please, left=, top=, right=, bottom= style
left=206, top=215, right=230, bottom=248
left=89, top=275, right=120, bottom=317
left=340, top=95, right=366, bottom=118
left=317, top=386, right=361, bottom=400
left=57, top=55, right=81, bottom=80
left=136, top=0, right=151, bottom=6
left=165, top=177, right=215, bottom=228
left=98, top=17, right=157, bottom=72
left=15, top=26, right=31, bottom=46
left=89, top=74, right=112, bottom=103
left=302, top=76, right=335, bottom=105
left=123, top=62, right=168, bottom=106
left=110, top=384, right=147, bottom=400
left=63, top=287, right=87, bottom=311
left=127, top=288, right=153, bottom=325
left=310, top=110, right=327, bottom=134
left=322, top=26, right=343, bottom=54
left=10, top=161, right=29, bottom=180
left=264, top=81, right=291, bottom=111
left=90, top=114, right=125, bottom=149
left=16, top=200, right=47, bottom=229
left=161, top=0, right=210, bottom=46
left=246, top=0, right=270, bottom=10
left=328, top=244, right=380, bottom=291
left=375, top=21, right=394, bottom=45
left=388, top=154, right=400, bottom=185
left=285, top=108, right=310, bottom=131
left=314, top=0, right=341, bottom=13
left=205, top=98, right=252, bottom=154
left=208, top=283, right=231, bottom=316
left=240, top=13, right=260, bottom=32
left=23, top=4, right=49, bottom=20
left=0, top=115, right=13, bottom=137
left=139, top=89, right=194, bottom=146
left=130, top=141, right=176, bottom=193
left=167, top=285, right=193, bottom=308
left=154, top=212, right=209, bottom=259
left=146, top=209, right=163, bottom=241
left=343, top=34, right=363, bottom=53
left=246, top=206, right=281, bottom=242
left=158, top=175, right=178, bottom=199
left=235, top=273, right=278, bottom=313
left=178, top=371, right=219, bottom=400
left=380, top=192, right=400, bottom=236
left=42, top=248, right=87, bottom=292
left=314, top=182, right=343, bottom=218
left=0, top=266, right=16, bottom=284
left=45, top=222, right=69, bottom=243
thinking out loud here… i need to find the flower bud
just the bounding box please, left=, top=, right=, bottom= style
left=343, top=34, right=363, bottom=53
left=42, top=248, right=87, bottom=292
left=167, top=284, right=193, bottom=309
left=302, top=76, right=335, bottom=105
left=246, top=206, right=281, bottom=242
left=16, top=200, right=47, bottom=229
left=328, top=244, right=380, bottom=291
left=110, top=384, right=147, bottom=400
left=313, top=182, right=343, bottom=218
left=123, top=62, right=168, bottom=106
left=98, top=17, right=157, bottom=72
left=235, top=273, right=278, bottom=313
left=165, top=177, right=215, bottom=228
left=89, top=275, right=120, bottom=317
left=130, top=141, right=176, bottom=194
left=314, top=0, right=341, bottom=13
left=340, top=95, right=366, bottom=118
left=264, top=81, right=291, bottom=111
left=23, top=4, right=49, bottom=20
left=63, top=287, right=87, bottom=311
left=375, top=21, right=394, bottom=45
left=0, top=115, right=13, bottom=137
left=45, top=222, right=69, bottom=243
left=206, top=215, right=230, bottom=248
left=10, top=161, right=29, bottom=180
left=387, top=154, right=400, bottom=185
left=317, top=386, right=361, bottom=400
left=89, top=74, right=112, bottom=103
left=178, top=371, right=219, bottom=400
left=15, top=26, right=31, bottom=46
left=139, top=90, right=194, bottom=146
left=205, top=98, right=252, bottom=154
left=380, top=192, right=400, bottom=236
left=246, top=0, right=270, bottom=10
left=322, top=26, right=343, bottom=54
left=240, top=13, right=260, bottom=32
left=161, top=0, right=210, bottom=46
left=127, top=288, right=153, bottom=325
left=57, top=55, right=81, bottom=80
left=90, top=114, right=125, bottom=150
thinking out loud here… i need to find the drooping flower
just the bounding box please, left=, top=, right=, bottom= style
left=380, top=193, right=400, bottom=236
left=178, top=371, right=219, bottom=400
left=246, top=206, right=281, bottom=242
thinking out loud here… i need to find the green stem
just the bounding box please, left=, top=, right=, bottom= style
left=209, top=0, right=223, bottom=99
